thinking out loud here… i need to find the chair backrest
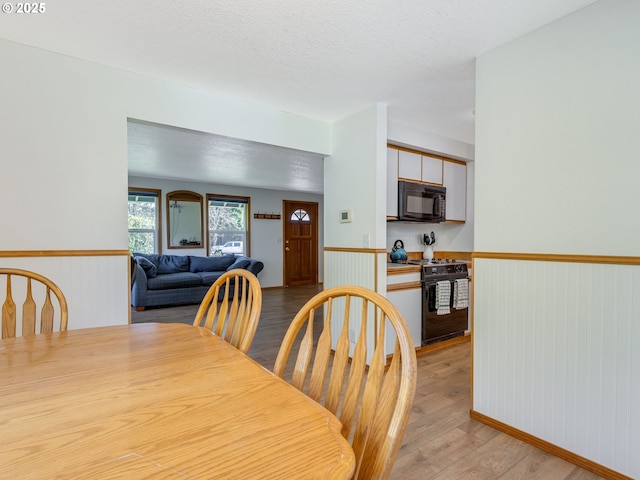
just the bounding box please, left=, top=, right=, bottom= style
left=193, top=269, right=262, bottom=354
left=1, top=268, right=68, bottom=339
left=273, top=285, right=417, bottom=480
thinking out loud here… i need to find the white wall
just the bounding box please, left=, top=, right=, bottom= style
left=129, top=175, right=324, bottom=288
left=325, top=104, right=387, bottom=250
left=475, top=0, right=640, bottom=256
left=388, top=120, right=475, bottom=162
left=324, top=104, right=391, bottom=358
left=324, top=104, right=388, bottom=293
left=474, top=0, right=640, bottom=477
left=0, top=38, right=331, bottom=327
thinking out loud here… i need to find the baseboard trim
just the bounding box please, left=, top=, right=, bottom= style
left=469, top=410, right=632, bottom=480
left=416, top=332, right=470, bottom=357
left=262, top=283, right=324, bottom=291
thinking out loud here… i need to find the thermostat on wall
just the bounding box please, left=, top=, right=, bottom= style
left=340, top=209, right=352, bottom=223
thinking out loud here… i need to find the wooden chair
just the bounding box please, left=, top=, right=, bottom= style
left=193, top=269, right=262, bottom=354
left=1, top=268, right=68, bottom=339
left=273, top=285, right=417, bottom=480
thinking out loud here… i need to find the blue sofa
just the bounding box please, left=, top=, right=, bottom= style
left=131, top=253, right=264, bottom=310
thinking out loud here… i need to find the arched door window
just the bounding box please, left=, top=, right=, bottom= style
left=290, top=208, right=311, bottom=222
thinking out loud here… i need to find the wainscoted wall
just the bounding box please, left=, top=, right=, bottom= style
left=323, top=248, right=383, bottom=292
left=473, top=255, right=639, bottom=478
left=324, top=248, right=392, bottom=357
left=0, top=252, right=131, bottom=331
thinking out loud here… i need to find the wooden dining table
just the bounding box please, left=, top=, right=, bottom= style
left=0, top=323, right=355, bottom=479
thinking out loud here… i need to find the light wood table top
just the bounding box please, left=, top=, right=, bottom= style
left=0, top=323, right=355, bottom=479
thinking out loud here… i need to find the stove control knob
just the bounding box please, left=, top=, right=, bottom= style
left=454, top=264, right=463, bottom=273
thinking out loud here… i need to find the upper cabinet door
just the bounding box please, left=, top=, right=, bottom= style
left=397, top=150, right=421, bottom=181
left=421, top=154, right=443, bottom=185
left=443, top=160, right=467, bottom=222
left=387, top=148, right=399, bottom=218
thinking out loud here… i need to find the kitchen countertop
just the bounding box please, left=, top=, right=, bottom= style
left=387, top=263, right=421, bottom=273
left=386, top=256, right=473, bottom=274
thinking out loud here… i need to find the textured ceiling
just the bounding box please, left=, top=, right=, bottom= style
left=1, top=0, right=597, bottom=192
left=127, top=120, right=326, bottom=194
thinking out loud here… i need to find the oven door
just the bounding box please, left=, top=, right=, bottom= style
left=422, top=279, right=468, bottom=346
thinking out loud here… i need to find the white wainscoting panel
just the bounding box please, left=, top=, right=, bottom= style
left=324, top=250, right=391, bottom=358
left=473, top=258, right=639, bottom=477
left=324, top=250, right=377, bottom=291
left=0, top=255, right=130, bottom=331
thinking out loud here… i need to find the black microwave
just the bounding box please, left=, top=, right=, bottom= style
left=397, top=181, right=446, bottom=223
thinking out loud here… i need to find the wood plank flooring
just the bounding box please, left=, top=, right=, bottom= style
left=131, top=285, right=604, bottom=480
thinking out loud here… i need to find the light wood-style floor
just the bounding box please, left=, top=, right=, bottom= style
left=131, top=285, right=604, bottom=480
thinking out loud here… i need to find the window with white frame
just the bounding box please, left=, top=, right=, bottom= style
left=128, top=188, right=161, bottom=254
left=207, top=194, right=249, bottom=256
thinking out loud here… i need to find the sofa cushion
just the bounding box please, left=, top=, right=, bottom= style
left=134, top=256, right=157, bottom=278
left=198, top=271, right=225, bottom=287
left=147, top=272, right=203, bottom=290
left=156, top=255, right=190, bottom=274
left=189, top=255, right=235, bottom=273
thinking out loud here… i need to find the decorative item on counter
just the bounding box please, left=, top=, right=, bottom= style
left=422, top=231, right=436, bottom=262
left=390, top=239, right=408, bottom=263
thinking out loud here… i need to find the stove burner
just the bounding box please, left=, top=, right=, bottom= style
left=409, top=258, right=469, bottom=276
left=409, top=258, right=460, bottom=265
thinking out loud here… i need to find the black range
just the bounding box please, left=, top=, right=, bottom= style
left=408, top=259, right=470, bottom=346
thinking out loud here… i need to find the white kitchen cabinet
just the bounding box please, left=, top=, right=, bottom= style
left=397, top=150, right=421, bottom=181
left=443, top=160, right=466, bottom=222
left=387, top=147, right=399, bottom=218
left=395, top=147, right=444, bottom=185
left=421, top=153, right=443, bottom=185
left=387, top=288, right=422, bottom=349
left=386, top=269, right=422, bottom=349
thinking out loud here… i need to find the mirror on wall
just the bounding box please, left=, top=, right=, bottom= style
left=166, top=190, right=204, bottom=249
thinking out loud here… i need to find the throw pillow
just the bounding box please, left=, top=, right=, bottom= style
left=133, top=252, right=159, bottom=266
left=189, top=255, right=236, bottom=273
left=156, top=255, right=190, bottom=274
left=227, top=258, right=251, bottom=271
left=135, top=256, right=157, bottom=278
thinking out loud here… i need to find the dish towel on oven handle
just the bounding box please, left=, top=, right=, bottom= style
left=453, top=278, right=469, bottom=309
left=436, top=280, right=451, bottom=315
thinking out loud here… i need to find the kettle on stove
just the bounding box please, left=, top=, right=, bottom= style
left=390, top=239, right=408, bottom=263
